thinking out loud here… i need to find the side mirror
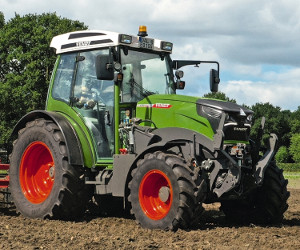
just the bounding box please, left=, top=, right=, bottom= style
left=95, top=54, right=114, bottom=80
left=210, top=69, right=220, bottom=92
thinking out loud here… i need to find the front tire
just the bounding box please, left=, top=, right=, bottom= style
left=128, top=151, right=205, bottom=231
left=9, top=119, right=92, bottom=220
left=221, top=162, right=290, bottom=224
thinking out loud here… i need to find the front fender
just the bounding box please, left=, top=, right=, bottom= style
left=12, top=110, right=84, bottom=166
left=133, top=126, right=217, bottom=155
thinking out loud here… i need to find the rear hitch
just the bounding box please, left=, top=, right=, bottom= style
left=253, top=133, right=278, bottom=186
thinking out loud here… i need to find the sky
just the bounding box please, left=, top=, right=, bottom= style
left=1, top=0, right=300, bottom=111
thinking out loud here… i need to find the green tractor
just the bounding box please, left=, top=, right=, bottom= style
left=7, top=26, right=289, bottom=230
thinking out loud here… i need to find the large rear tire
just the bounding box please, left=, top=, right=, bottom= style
left=9, top=119, right=92, bottom=220
left=221, top=162, right=290, bottom=224
left=128, top=151, right=205, bottom=231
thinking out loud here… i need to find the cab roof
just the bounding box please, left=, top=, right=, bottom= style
left=50, top=29, right=173, bottom=54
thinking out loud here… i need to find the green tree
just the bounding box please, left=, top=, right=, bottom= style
left=0, top=13, right=87, bottom=147
left=289, top=133, right=300, bottom=163
left=250, top=102, right=290, bottom=148
left=0, top=12, right=4, bottom=29
left=290, top=106, right=300, bottom=135
left=275, top=146, right=290, bottom=163
left=203, top=92, right=237, bottom=103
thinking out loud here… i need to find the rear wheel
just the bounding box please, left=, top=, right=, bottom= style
left=10, top=118, right=92, bottom=220
left=221, top=162, right=290, bottom=224
left=128, top=151, right=205, bottom=231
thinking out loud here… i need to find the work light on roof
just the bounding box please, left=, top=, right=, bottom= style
left=161, top=41, right=173, bottom=52
left=119, top=34, right=132, bottom=44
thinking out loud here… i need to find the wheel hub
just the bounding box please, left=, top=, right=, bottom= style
left=48, top=165, right=55, bottom=178
left=158, top=186, right=170, bottom=203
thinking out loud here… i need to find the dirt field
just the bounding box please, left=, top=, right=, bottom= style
left=0, top=187, right=299, bottom=250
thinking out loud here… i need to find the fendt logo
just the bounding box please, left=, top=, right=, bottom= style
left=152, top=103, right=172, bottom=109
left=76, top=41, right=91, bottom=47
left=137, top=103, right=172, bottom=109
left=234, top=127, right=248, bottom=131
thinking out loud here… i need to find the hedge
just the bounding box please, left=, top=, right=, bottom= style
left=278, top=163, right=300, bottom=172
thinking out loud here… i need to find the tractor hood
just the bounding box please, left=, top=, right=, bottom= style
left=136, top=94, right=253, bottom=140
left=137, top=94, right=253, bottom=115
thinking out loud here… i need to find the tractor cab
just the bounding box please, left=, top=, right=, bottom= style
left=48, top=26, right=177, bottom=163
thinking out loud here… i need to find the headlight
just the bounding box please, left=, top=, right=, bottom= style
left=246, top=114, right=253, bottom=123
left=199, top=106, right=223, bottom=133
left=202, top=106, right=222, bottom=119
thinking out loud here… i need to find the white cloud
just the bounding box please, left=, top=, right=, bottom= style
left=1, top=0, right=300, bottom=110
left=220, top=68, right=300, bottom=110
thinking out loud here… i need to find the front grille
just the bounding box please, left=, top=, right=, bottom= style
left=223, top=123, right=251, bottom=141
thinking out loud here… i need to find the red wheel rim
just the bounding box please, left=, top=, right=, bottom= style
left=139, top=169, right=173, bottom=220
left=19, top=141, right=55, bottom=204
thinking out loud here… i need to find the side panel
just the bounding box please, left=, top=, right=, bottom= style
left=111, top=154, right=136, bottom=197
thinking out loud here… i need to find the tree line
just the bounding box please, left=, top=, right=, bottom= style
left=0, top=12, right=86, bottom=151
left=0, top=12, right=299, bottom=163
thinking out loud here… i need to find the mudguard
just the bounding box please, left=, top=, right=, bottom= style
left=11, top=110, right=83, bottom=166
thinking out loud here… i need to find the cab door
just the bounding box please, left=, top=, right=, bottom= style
left=71, top=50, right=115, bottom=160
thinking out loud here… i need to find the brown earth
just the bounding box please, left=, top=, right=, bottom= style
left=0, top=189, right=299, bottom=250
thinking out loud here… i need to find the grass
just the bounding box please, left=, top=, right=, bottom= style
left=284, top=173, right=300, bottom=179
left=283, top=172, right=300, bottom=189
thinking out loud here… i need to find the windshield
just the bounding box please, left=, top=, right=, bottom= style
left=120, top=48, right=175, bottom=102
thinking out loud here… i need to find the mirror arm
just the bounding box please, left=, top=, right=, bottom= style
left=173, top=60, right=219, bottom=75
left=110, top=46, right=119, bottom=62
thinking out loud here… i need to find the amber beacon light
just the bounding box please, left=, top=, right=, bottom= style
left=138, top=25, right=148, bottom=37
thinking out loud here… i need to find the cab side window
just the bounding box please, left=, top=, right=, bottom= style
left=73, top=50, right=115, bottom=158
left=52, top=53, right=76, bottom=103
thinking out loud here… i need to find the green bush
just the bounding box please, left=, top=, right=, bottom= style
left=275, top=146, right=290, bottom=163
left=278, top=163, right=300, bottom=172
left=289, top=133, right=300, bottom=163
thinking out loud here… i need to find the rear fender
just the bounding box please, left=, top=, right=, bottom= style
left=11, top=110, right=83, bottom=166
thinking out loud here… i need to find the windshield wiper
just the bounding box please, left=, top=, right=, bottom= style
left=129, top=78, right=156, bottom=98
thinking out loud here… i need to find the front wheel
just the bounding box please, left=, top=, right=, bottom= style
left=9, top=119, right=92, bottom=220
left=128, top=151, right=205, bottom=231
left=221, top=162, right=290, bottom=224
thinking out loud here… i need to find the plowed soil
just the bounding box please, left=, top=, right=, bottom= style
left=0, top=189, right=300, bottom=250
